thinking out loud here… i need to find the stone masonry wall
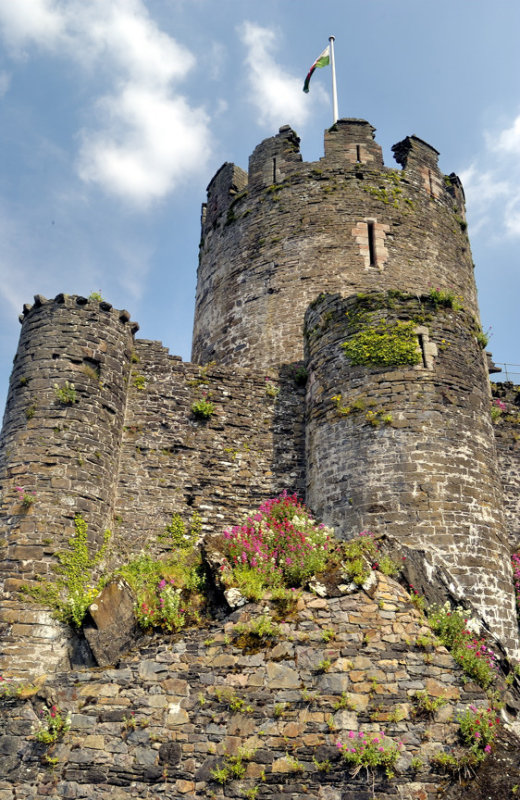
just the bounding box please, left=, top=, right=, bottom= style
left=0, top=118, right=519, bottom=800
left=2, top=573, right=516, bottom=800
left=304, top=292, right=518, bottom=657
left=111, top=343, right=305, bottom=562
left=0, top=298, right=305, bottom=679
left=192, top=119, right=477, bottom=369
left=491, top=382, right=520, bottom=551
left=0, top=296, right=136, bottom=677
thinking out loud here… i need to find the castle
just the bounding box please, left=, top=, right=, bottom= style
left=0, top=118, right=519, bottom=680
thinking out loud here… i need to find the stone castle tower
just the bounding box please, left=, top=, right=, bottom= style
left=192, top=118, right=517, bottom=655
left=0, top=119, right=518, bottom=679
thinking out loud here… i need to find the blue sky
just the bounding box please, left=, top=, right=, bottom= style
left=1, top=0, right=520, bottom=410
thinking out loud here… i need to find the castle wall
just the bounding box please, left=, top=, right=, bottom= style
left=111, top=343, right=305, bottom=561
left=0, top=301, right=305, bottom=678
left=491, top=383, right=520, bottom=551
left=0, top=119, right=518, bottom=683
left=304, top=292, right=518, bottom=655
left=0, top=576, right=506, bottom=800
left=192, top=119, right=477, bottom=370
left=0, top=295, right=136, bottom=676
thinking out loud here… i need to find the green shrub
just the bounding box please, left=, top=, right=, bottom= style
left=427, top=287, right=462, bottom=311
left=160, top=512, right=201, bottom=548
left=132, top=373, right=146, bottom=390
left=210, top=748, right=254, bottom=784
left=293, top=365, right=308, bottom=385
left=233, top=614, right=281, bottom=646
left=412, top=690, right=447, bottom=717
left=191, top=398, right=215, bottom=419
left=15, top=486, right=36, bottom=509
left=54, top=381, right=77, bottom=405
left=265, top=380, right=280, bottom=398
left=34, top=705, right=70, bottom=744
left=457, top=705, right=499, bottom=757
left=428, top=604, right=498, bottom=688
left=25, top=403, right=37, bottom=419
left=342, top=531, right=378, bottom=585
left=475, top=329, right=489, bottom=349
left=21, top=516, right=110, bottom=628
left=116, top=514, right=206, bottom=633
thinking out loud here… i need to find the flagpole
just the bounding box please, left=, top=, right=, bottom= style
left=329, top=35, right=338, bottom=124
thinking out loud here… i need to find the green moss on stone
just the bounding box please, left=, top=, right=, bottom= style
left=342, top=319, right=421, bottom=367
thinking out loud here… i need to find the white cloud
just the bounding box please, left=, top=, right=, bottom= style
left=504, top=197, right=520, bottom=237
left=0, top=0, right=65, bottom=53
left=493, top=113, right=520, bottom=156
left=461, top=112, right=520, bottom=240
left=78, top=85, right=210, bottom=205
left=238, top=21, right=327, bottom=129
left=0, top=0, right=211, bottom=205
left=459, top=165, right=509, bottom=208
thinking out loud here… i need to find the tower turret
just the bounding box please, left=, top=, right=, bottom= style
left=304, top=291, right=517, bottom=654
left=0, top=295, right=137, bottom=676
left=192, top=119, right=477, bottom=369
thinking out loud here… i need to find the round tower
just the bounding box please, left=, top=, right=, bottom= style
left=304, top=291, right=518, bottom=655
left=192, top=119, right=476, bottom=370
left=0, top=294, right=137, bottom=677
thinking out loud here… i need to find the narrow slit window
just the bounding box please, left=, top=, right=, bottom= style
left=418, top=333, right=427, bottom=368
left=367, top=221, right=376, bottom=266
left=428, top=170, right=434, bottom=197
left=272, top=157, right=277, bottom=184
left=356, top=145, right=361, bottom=163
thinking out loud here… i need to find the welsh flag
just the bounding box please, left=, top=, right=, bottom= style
left=303, top=46, right=330, bottom=93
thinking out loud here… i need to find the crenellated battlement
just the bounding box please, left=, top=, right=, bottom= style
left=323, top=118, right=383, bottom=166
left=192, top=119, right=473, bottom=368
left=18, top=292, right=140, bottom=333
left=200, top=120, right=465, bottom=237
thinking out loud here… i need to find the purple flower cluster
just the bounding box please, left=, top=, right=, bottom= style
left=336, top=730, right=402, bottom=776
left=458, top=705, right=500, bottom=756
left=139, top=578, right=185, bottom=632
left=221, top=491, right=333, bottom=587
